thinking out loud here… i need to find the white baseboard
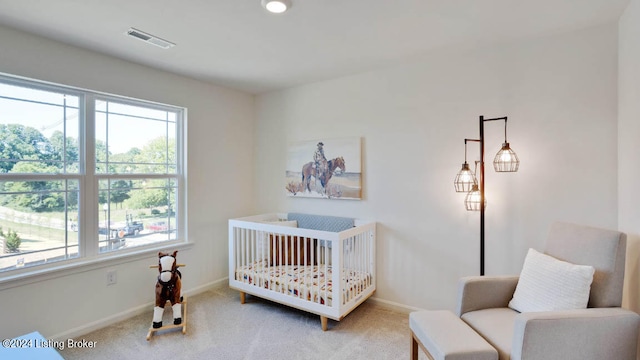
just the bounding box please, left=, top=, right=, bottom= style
left=367, top=296, right=424, bottom=314
left=52, top=277, right=229, bottom=341
left=183, top=277, right=228, bottom=297
left=52, top=303, right=151, bottom=342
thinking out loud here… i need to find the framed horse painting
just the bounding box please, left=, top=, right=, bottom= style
left=285, top=137, right=362, bottom=200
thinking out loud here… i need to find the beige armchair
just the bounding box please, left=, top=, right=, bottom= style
left=457, top=222, right=640, bottom=360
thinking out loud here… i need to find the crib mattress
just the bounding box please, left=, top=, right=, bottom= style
left=235, top=260, right=371, bottom=306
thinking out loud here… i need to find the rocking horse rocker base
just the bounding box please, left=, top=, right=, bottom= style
left=146, top=296, right=187, bottom=341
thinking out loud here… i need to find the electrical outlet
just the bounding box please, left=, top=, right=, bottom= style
left=106, top=270, right=117, bottom=285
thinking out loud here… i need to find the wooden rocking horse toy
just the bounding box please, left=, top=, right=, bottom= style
left=146, top=250, right=187, bottom=340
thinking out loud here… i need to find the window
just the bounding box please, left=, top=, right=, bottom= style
left=0, top=74, right=185, bottom=273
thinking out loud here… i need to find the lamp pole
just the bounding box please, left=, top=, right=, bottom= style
left=480, top=116, right=486, bottom=276
left=479, top=115, right=509, bottom=275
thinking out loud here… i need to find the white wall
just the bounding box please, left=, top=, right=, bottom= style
left=0, top=25, right=254, bottom=339
left=619, top=0, right=640, bottom=314
left=255, top=24, right=619, bottom=310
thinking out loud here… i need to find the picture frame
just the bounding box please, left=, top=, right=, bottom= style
left=285, top=137, right=362, bottom=200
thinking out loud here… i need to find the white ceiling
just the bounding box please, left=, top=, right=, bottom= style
left=0, top=0, right=629, bottom=94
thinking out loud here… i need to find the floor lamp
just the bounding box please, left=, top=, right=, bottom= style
left=454, top=115, right=520, bottom=276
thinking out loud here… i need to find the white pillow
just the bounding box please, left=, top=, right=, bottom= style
left=508, top=248, right=595, bottom=312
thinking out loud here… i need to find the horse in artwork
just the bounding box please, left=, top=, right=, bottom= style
left=153, top=250, right=183, bottom=329
left=301, top=156, right=346, bottom=195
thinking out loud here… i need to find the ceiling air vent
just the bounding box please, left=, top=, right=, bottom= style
left=126, top=28, right=175, bottom=49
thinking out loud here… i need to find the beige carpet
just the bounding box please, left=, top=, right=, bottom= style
left=60, top=286, right=429, bottom=360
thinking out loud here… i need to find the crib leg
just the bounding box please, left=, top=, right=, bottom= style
left=239, top=291, right=246, bottom=304
left=321, top=316, right=328, bottom=331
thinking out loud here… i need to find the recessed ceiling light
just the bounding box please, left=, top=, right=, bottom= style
left=261, top=0, right=291, bottom=14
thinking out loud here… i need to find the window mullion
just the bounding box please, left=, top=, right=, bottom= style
left=82, top=94, right=99, bottom=257
left=177, top=109, right=186, bottom=242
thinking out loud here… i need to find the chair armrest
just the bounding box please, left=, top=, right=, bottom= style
left=456, top=275, right=519, bottom=316
left=512, top=308, right=640, bottom=360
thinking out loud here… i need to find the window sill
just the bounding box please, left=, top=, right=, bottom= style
left=0, top=241, right=194, bottom=291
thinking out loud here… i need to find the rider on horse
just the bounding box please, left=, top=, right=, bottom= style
left=313, top=142, right=328, bottom=178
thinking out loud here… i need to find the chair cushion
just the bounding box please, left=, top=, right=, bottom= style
left=508, top=248, right=594, bottom=312
left=461, top=308, right=519, bottom=360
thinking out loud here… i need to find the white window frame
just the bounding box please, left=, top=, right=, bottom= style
left=0, top=73, right=189, bottom=288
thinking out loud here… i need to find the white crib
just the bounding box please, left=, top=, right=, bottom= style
left=228, top=213, right=376, bottom=330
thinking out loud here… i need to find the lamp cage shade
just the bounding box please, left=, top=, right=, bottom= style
left=454, top=162, right=477, bottom=192
left=493, top=142, right=519, bottom=172
left=465, top=184, right=486, bottom=211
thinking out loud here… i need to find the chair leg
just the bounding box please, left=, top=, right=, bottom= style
left=411, top=331, right=436, bottom=360
left=410, top=332, right=419, bottom=360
